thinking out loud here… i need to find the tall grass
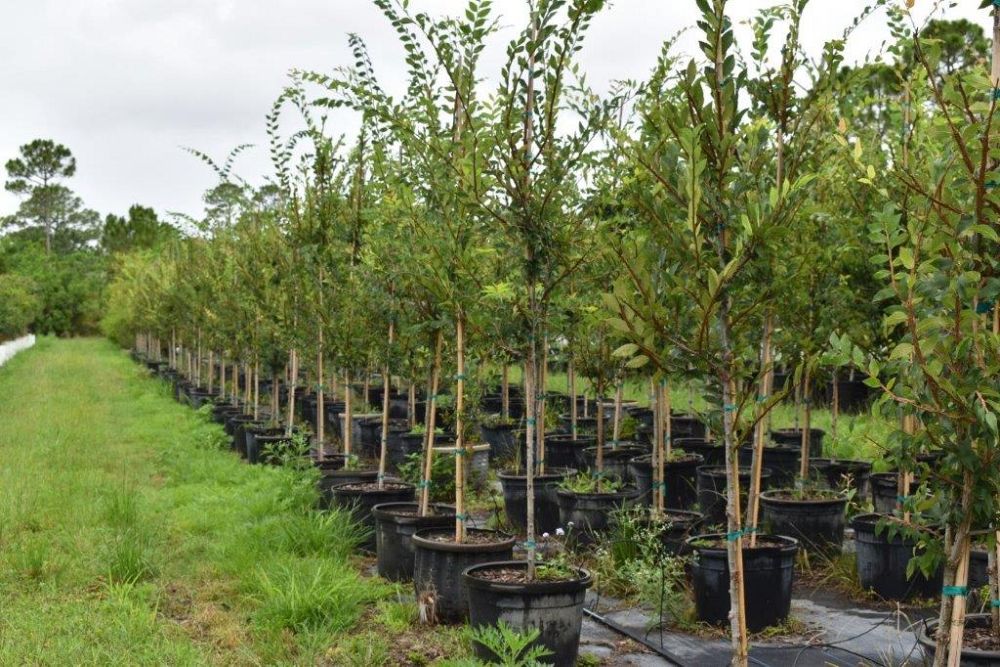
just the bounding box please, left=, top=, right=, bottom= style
left=0, top=338, right=400, bottom=664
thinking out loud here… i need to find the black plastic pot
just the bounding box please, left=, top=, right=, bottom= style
left=627, top=454, right=704, bottom=510
left=499, top=469, right=573, bottom=535
left=670, top=414, right=707, bottom=440
left=581, top=445, right=647, bottom=483
left=412, top=529, right=516, bottom=623
left=254, top=434, right=298, bottom=465
left=696, top=465, right=773, bottom=525
left=317, top=464, right=378, bottom=508
left=245, top=426, right=284, bottom=464
left=674, top=438, right=725, bottom=466
left=225, top=414, right=256, bottom=450
left=835, top=378, right=873, bottom=414
left=738, top=444, right=801, bottom=488
left=917, top=613, right=1000, bottom=666
left=556, top=487, right=641, bottom=545
left=687, top=533, right=799, bottom=632
left=970, top=547, right=990, bottom=592
left=389, top=432, right=453, bottom=471
left=544, top=435, right=596, bottom=471
left=559, top=415, right=598, bottom=435
left=851, top=513, right=942, bottom=600
left=480, top=423, right=519, bottom=463
left=769, top=428, right=824, bottom=458
left=809, top=458, right=872, bottom=500
left=870, top=472, right=900, bottom=515
left=372, top=502, right=455, bottom=581
left=760, top=489, right=847, bottom=555
left=330, top=482, right=416, bottom=552
left=464, top=561, right=592, bottom=667
left=625, top=407, right=654, bottom=429
left=657, top=510, right=704, bottom=555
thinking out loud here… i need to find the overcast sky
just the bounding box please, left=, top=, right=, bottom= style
left=0, top=1, right=991, bottom=221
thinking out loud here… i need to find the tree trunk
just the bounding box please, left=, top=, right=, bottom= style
left=419, top=331, right=444, bottom=516
left=524, top=328, right=538, bottom=578
left=537, top=337, right=548, bottom=475
left=569, top=356, right=578, bottom=439
left=798, top=365, right=811, bottom=481
left=285, top=349, right=298, bottom=438
left=612, top=381, right=623, bottom=445
left=501, top=363, right=510, bottom=421
left=748, top=317, right=773, bottom=547
left=343, top=371, right=353, bottom=458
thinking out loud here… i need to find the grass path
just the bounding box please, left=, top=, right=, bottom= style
left=0, top=338, right=450, bottom=665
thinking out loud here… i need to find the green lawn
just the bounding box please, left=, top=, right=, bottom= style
left=0, top=338, right=461, bottom=665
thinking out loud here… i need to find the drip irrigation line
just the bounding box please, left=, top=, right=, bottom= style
left=582, top=607, right=687, bottom=666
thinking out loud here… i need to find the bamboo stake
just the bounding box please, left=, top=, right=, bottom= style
left=831, top=369, right=839, bottom=443
left=946, top=534, right=971, bottom=666
left=219, top=355, right=226, bottom=398
left=378, top=320, right=395, bottom=491
left=724, top=375, right=749, bottom=664
left=454, top=315, right=467, bottom=542
left=596, top=375, right=605, bottom=494
left=419, top=331, right=444, bottom=516
left=207, top=351, right=214, bottom=394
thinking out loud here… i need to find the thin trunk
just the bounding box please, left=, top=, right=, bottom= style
left=207, top=351, right=214, bottom=394
left=252, top=361, right=259, bottom=421
left=831, top=369, right=839, bottom=443
left=454, top=315, right=467, bottom=542
left=270, top=373, right=279, bottom=426
left=378, top=321, right=395, bottom=491
left=660, top=381, right=671, bottom=515
left=219, top=356, right=226, bottom=398
left=285, top=349, right=298, bottom=438
left=501, top=364, right=510, bottom=421
left=524, top=330, right=538, bottom=578
left=596, top=376, right=605, bottom=494
left=408, top=382, right=416, bottom=430
left=612, top=382, right=624, bottom=445
left=748, top=316, right=774, bottom=548
left=343, top=371, right=353, bottom=458
left=651, top=379, right=661, bottom=513
left=720, top=302, right=749, bottom=665
left=419, top=331, right=444, bottom=516
left=569, top=356, right=578, bottom=439
left=317, top=328, right=326, bottom=447
left=799, top=365, right=811, bottom=481
left=537, top=338, right=548, bottom=475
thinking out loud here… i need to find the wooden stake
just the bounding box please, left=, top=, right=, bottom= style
left=419, top=331, right=444, bottom=516
left=343, top=371, right=353, bottom=458
left=454, top=315, right=467, bottom=542
left=501, top=363, right=510, bottom=421
left=285, top=349, right=298, bottom=438
left=946, top=534, right=971, bottom=666
left=612, top=381, right=624, bottom=445
left=660, top=381, right=671, bottom=515
left=537, top=337, right=548, bottom=475
left=378, top=321, right=395, bottom=491
left=799, top=365, right=811, bottom=481
left=748, top=316, right=773, bottom=548
left=651, top=379, right=661, bottom=513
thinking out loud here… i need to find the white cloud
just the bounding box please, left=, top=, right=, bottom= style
left=0, top=0, right=992, bottom=220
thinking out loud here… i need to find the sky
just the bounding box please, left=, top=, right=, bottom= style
left=0, top=0, right=992, bottom=222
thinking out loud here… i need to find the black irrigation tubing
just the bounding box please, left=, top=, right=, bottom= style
left=582, top=607, right=687, bottom=667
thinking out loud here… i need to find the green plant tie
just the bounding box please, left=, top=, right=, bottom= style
left=455, top=513, right=470, bottom=522
left=418, top=479, right=431, bottom=488
left=987, top=181, right=999, bottom=190
left=723, top=404, right=736, bottom=413
left=993, top=88, right=1000, bottom=102
left=536, top=393, right=546, bottom=400
left=526, top=418, right=537, bottom=426
left=655, top=482, right=668, bottom=490
left=726, top=530, right=743, bottom=542
left=757, top=395, right=767, bottom=402
left=523, top=539, right=536, bottom=549
left=593, top=470, right=607, bottom=478
left=942, top=586, right=968, bottom=597
left=454, top=447, right=467, bottom=456
left=992, top=599, right=1000, bottom=608
left=896, top=495, right=910, bottom=503
left=976, top=300, right=995, bottom=315
left=454, top=373, right=467, bottom=380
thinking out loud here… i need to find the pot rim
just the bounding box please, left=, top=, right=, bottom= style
left=685, top=532, right=799, bottom=555
left=499, top=468, right=576, bottom=481
left=760, top=488, right=849, bottom=506
left=330, top=480, right=412, bottom=496
left=629, top=453, right=704, bottom=466
left=696, top=465, right=772, bottom=477
left=809, top=457, right=873, bottom=468
left=411, top=528, right=516, bottom=553
left=556, top=486, right=641, bottom=501
left=916, top=613, right=1000, bottom=659
left=372, top=502, right=456, bottom=523
left=463, top=560, right=593, bottom=593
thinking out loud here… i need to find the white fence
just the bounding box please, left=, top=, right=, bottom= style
left=0, top=334, right=36, bottom=368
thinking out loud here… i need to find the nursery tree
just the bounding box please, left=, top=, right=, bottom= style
left=830, top=2, right=1000, bottom=663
